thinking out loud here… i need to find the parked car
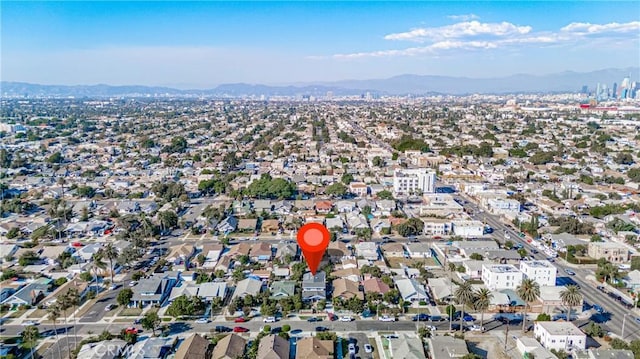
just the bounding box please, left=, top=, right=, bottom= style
left=21, top=321, right=38, bottom=326
left=234, top=317, right=247, bottom=323
left=105, top=304, right=116, bottom=311
left=307, top=317, right=321, bottom=322
left=124, top=327, right=139, bottom=334
left=195, top=318, right=210, bottom=324
left=412, top=314, right=429, bottom=321
left=348, top=343, right=356, bottom=355
left=215, top=326, right=232, bottom=333
left=270, top=327, right=282, bottom=334
left=129, top=281, right=138, bottom=287
left=263, top=317, right=277, bottom=323
left=233, top=326, right=249, bottom=333
left=315, top=326, right=329, bottom=332
left=468, top=325, right=484, bottom=331
left=339, top=316, right=353, bottom=322
left=379, top=315, right=396, bottom=322
left=364, top=344, right=373, bottom=353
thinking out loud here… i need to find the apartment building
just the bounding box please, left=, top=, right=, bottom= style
left=534, top=321, right=586, bottom=352
left=392, top=168, right=436, bottom=195
left=520, top=260, right=557, bottom=287
left=481, top=264, right=523, bottom=291
left=587, top=242, right=629, bottom=264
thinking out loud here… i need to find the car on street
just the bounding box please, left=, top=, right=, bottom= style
left=593, top=304, right=604, bottom=313
left=109, top=284, right=118, bottom=290
left=379, top=315, right=396, bottom=322
left=565, top=269, right=576, bottom=276
left=214, top=326, right=232, bottom=333
left=105, top=304, right=116, bottom=311
left=348, top=343, right=356, bottom=355
left=468, top=325, right=484, bottom=331
left=233, top=326, right=249, bottom=333
left=412, top=314, right=429, bottom=321
left=129, top=281, right=138, bottom=287
left=133, top=319, right=141, bottom=324
left=270, top=327, right=282, bottom=334
left=263, top=317, right=277, bottom=323
left=339, top=316, right=353, bottom=322
left=364, top=344, right=373, bottom=353
left=22, top=321, right=38, bottom=326
left=234, top=317, right=247, bottom=323
left=315, top=326, right=328, bottom=332
left=307, top=317, right=321, bottom=322
left=124, top=327, right=139, bottom=334
left=195, top=318, right=210, bottom=324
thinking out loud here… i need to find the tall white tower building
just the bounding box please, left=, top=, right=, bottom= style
left=393, top=168, right=436, bottom=195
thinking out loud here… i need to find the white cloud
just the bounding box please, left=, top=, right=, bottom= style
left=447, top=14, right=480, bottom=21
left=561, top=21, right=640, bottom=35
left=326, top=20, right=639, bottom=59
left=384, top=21, right=532, bottom=42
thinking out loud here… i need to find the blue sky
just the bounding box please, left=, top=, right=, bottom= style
left=2, top=1, right=639, bottom=88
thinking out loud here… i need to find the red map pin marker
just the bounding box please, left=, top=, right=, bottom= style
left=297, top=223, right=330, bottom=275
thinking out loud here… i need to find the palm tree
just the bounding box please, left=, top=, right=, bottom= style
left=58, top=292, right=71, bottom=351
left=102, top=243, right=118, bottom=285
left=66, top=288, right=80, bottom=350
left=47, top=303, right=63, bottom=359
left=517, top=278, right=540, bottom=332
left=597, top=263, right=618, bottom=284
left=474, top=288, right=493, bottom=331
left=22, top=325, right=41, bottom=359
left=560, top=285, right=583, bottom=323
left=454, top=281, right=475, bottom=332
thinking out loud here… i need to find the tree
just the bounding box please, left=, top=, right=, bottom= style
left=18, top=251, right=40, bottom=266
left=474, top=288, right=493, bottom=331
left=341, top=173, right=354, bottom=185
left=21, top=325, right=40, bottom=359
left=372, top=156, right=384, bottom=167
left=559, top=285, right=582, bottom=323
left=614, top=152, right=634, bottom=165
left=517, top=278, right=540, bottom=332
left=117, top=288, right=134, bottom=307
left=536, top=313, right=551, bottom=321
left=504, top=240, right=514, bottom=249
left=47, top=304, right=63, bottom=359
left=158, top=210, right=179, bottom=230
left=395, top=218, right=424, bottom=237
left=101, top=243, right=118, bottom=285
left=583, top=322, right=605, bottom=337
left=47, top=152, right=63, bottom=164
left=455, top=281, right=475, bottom=332
left=66, top=288, right=80, bottom=345
left=376, top=190, right=394, bottom=200
left=325, top=182, right=347, bottom=198
left=469, top=253, right=483, bottom=260
left=141, top=311, right=161, bottom=335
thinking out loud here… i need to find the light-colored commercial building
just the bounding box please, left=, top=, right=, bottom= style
left=392, top=169, right=436, bottom=195
left=520, top=260, right=557, bottom=287
left=481, top=264, right=523, bottom=291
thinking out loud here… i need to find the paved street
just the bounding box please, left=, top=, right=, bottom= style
left=455, top=192, right=640, bottom=340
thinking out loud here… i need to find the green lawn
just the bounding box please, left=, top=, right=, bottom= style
left=118, top=308, right=142, bottom=316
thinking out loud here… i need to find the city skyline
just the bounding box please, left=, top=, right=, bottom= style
left=2, top=1, right=640, bottom=88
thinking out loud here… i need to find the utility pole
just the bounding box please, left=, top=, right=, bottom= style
left=504, top=317, right=510, bottom=351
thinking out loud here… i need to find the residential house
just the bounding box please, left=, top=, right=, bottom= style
left=232, top=278, right=262, bottom=299
left=362, top=277, right=390, bottom=295
left=225, top=243, right=251, bottom=259
left=330, top=268, right=361, bottom=283
left=624, top=270, right=640, bottom=291
left=211, top=334, right=246, bottom=359
left=197, top=282, right=228, bottom=302
left=261, top=219, right=280, bottom=233
left=0, top=244, right=18, bottom=263
left=269, top=281, right=296, bottom=299
left=325, top=217, right=344, bottom=231
left=238, top=219, right=258, bottom=233
left=77, top=339, right=127, bottom=359
left=274, top=243, right=297, bottom=261
left=587, top=242, right=629, bottom=264
left=250, top=242, right=273, bottom=262
left=574, top=349, right=635, bottom=359
left=257, top=334, right=290, bottom=359
left=376, top=200, right=396, bottom=216
left=302, top=272, right=326, bottom=302
left=349, top=182, right=368, bottom=197
left=2, top=278, right=52, bottom=308
left=534, top=321, right=586, bottom=352
left=389, top=334, right=427, bottom=359
left=128, top=337, right=176, bottom=359
left=315, top=200, right=333, bottom=214
left=332, top=278, right=363, bottom=300
left=396, top=278, right=428, bottom=302
left=130, top=273, right=178, bottom=307
left=428, top=277, right=457, bottom=302
left=43, top=278, right=90, bottom=308
left=355, top=242, right=378, bottom=260
left=327, top=242, right=350, bottom=262
left=217, top=216, right=239, bottom=233
left=405, top=243, right=432, bottom=258
left=72, top=243, right=103, bottom=262
left=538, top=286, right=583, bottom=315
left=295, top=337, right=333, bottom=359
left=371, top=218, right=391, bottom=234
left=174, top=333, right=211, bottom=359
left=381, top=243, right=405, bottom=258
left=167, top=243, right=195, bottom=266
left=346, top=213, right=369, bottom=230
left=515, top=337, right=557, bottom=359
left=200, top=243, right=224, bottom=269
left=427, top=335, right=468, bottom=359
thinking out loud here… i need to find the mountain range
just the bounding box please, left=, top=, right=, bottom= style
left=2, top=67, right=638, bottom=98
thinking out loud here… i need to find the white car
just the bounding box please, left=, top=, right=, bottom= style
left=263, top=317, right=277, bottom=323
left=195, top=318, right=210, bottom=324
left=21, top=321, right=38, bottom=326
left=468, top=325, right=484, bottom=332
left=129, top=281, right=138, bottom=287
left=339, top=316, right=353, bottom=322
left=364, top=344, right=373, bottom=353
left=379, top=315, right=396, bottom=322
left=348, top=343, right=356, bottom=354
left=426, top=325, right=437, bottom=332
left=105, top=304, right=116, bottom=311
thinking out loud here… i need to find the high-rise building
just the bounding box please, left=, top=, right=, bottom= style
left=393, top=168, right=436, bottom=195
left=612, top=82, right=618, bottom=99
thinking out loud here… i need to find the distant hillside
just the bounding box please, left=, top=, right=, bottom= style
left=2, top=67, right=638, bottom=98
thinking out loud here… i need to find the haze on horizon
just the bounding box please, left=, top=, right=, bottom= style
left=1, top=1, right=639, bottom=89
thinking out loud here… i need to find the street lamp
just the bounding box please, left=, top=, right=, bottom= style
left=622, top=313, right=632, bottom=339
